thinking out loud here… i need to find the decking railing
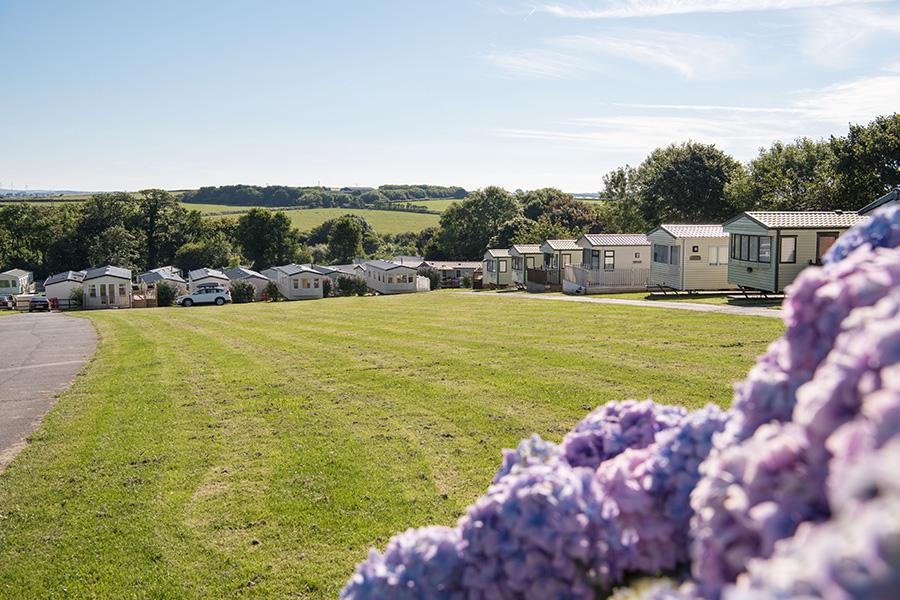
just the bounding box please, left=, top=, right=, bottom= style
left=564, top=265, right=651, bottom=289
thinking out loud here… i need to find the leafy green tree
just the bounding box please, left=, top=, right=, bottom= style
left=597, top=165, right=649, bottom=233
left=489, top=215, right=534, bottom=248
left=510, top=216, right=578, bottom=245
left=135, top=189, right=196, bottom=270
left=87, top=225, right=143, bottom=270
left=327, top=215, right=364, bottom=263
left=174, top=232, right=236, bottom=273
left=726, top=139, right=837, bottom=211
left=636, top=142, right=745, bottom=224
left=831, top=114, right=900, bottom=208
left=235, top=209, right=300, bottom=269
left=430, top=186, right=519, bottom=259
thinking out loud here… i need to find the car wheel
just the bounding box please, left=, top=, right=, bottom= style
left=183, top=299, right=193, bottom=307
left=215, top=297, right=225, bottom=306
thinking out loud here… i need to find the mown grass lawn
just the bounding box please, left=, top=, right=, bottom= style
left=0, top=294, right=783, bottom=598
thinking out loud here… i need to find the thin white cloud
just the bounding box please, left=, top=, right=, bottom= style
left=614, top=103, right=803, bottom=113
left=494, top=71, right=900, bottom=158
left=534, top=0, right=883, bottom=20
left=486, top=30, right=742, bottom=79
left=800, top=5, right=900, bottom=66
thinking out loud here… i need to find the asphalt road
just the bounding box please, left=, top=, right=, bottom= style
left=0, top=312, right=97, bottom=471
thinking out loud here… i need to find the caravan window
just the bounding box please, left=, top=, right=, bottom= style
left=603, top=250, right=615, bottom=271
left=669, top=246, right=680, bottom=266
left=652, top=244, right=668, bottom=264
left=780, top=236, right=797, bottom=263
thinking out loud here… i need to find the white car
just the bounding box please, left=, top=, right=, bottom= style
left=176, top=286, right=232, bottom=307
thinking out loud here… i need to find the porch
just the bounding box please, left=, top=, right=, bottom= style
left=563, top=265, right=651, bottom=293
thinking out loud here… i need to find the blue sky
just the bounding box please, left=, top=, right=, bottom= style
left=1, top=0, right=898, bottom=192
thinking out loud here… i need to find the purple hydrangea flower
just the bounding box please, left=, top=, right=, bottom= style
left=458, top=464, right=597, bottom=599
left=586, top=406, right=729, bottom=586
left=494, top=434, right=561, bottom=483
left=825, top=204, right=900, bottom=264
left=341, top=526, right=464, bottom=599
left=720, top=246, right=900, bottom=446
left=727, top=442, right=900, bottom=600
left=790, top=288, right=900, bottom=499
left=689, top=422, right=829, bottom=595
left=562, top=400, right=685, bottom=469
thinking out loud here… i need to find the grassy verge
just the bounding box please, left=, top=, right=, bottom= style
left=0, top=294, right=782, bottom=597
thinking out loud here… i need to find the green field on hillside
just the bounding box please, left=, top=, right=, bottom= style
left=0, top=294, right=782, bottom=597
left=406, top=198, right=460, bottom=212
left=188, top=205, right=441, bottom=234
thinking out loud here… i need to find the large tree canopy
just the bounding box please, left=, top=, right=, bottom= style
left=429, top=186, right=520, bottom=259
left=637, top=142, right=746, bottom=224
left=235, top=209, right=301, bottom=269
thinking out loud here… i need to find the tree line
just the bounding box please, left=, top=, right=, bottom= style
left=1, top=114, right=896, bottom=277
left=422, top=114, right=898, bottom=259
left=0, top=192, right=432, bottom=280
left=181, top=183, right=467, bottom=208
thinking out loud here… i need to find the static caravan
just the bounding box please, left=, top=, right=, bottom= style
left=188, top=268, right=230, bottom=290
left=82, top=266, right=133, bottom=309
left=139, top=266, right=188, bottom=294
left=420, top=261, right=482, bottom=287
left=858, top=188, right=899, bottom=216
left=43, top=270, right=86, bottom=302
left=326, top=264, right=368, bottom=280
left=482, top=249, right=511, bottom=288
left=538, top=240, right=580, bottom=288
left=269, top=264, right=324, bottom=300
left=392, top=255, right=426, bottom=268
left=225, top=267, right=271, bottom=300
left=723, top=211, right=864, bottom=293
left=647, top=225, right=732, bottom=291
left=566, top=234, right=650, bottom=293
left=0, top=269, right=33, bottom=296
left=509, top=244, right=542, bottom=287
left=364, top=260, right=420, bottom=295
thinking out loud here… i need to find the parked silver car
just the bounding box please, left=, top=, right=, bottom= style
left=175, top=286, right=232, bottom=307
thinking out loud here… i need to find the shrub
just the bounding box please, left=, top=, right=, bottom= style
left=336, top=276, right=356, bottom=296
left=68, top=285, right=83, bottom=308
left=336, top=275, right=367, bottom=296
left=230, top=280, right=256, bottom=304
left=264, top=281, right=283, bottom=301
left=460, top=275, right=472, bottom=288
left=322, top=276, right=333, bottom=297
left=156, top=282, right=177, bottom=307
left=353, top=277, right=369, bottom=296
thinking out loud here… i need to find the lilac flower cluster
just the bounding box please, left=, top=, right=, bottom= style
left=562, top=400, right=685, bottom=469
left=689, top=422, right=829, bottom=593
left=824, top=204, right=900, bottom=264
left=340, top=526, right=464, bottom=599
left=727, top=440, right=900, bottom=599
left=459, top=464, right=596, bottom=598
left=341, top=208, right=900, bottom=600
left=721, top=244, right=900, bottom=446
left=493, top=434, right=561, bottom=483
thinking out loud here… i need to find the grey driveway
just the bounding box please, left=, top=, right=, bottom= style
left=0, top=312, right=97, bottom=470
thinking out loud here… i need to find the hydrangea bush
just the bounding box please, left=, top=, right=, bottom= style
left=341, top=206, right=900, bottom=599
